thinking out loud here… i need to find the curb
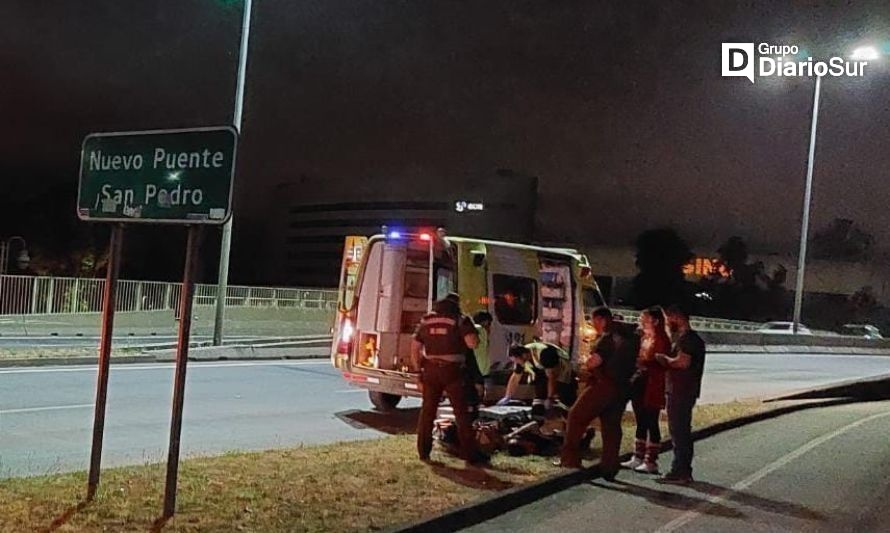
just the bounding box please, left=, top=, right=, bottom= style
left=707, top=344, right=890, bottom=356
left=766, top=373, right=890, bottom=402
left=0, top=341, right=331, bottom=368
left=151, top=345, right=329, bottom=362
left=0, top=355, right=155, bottom=368
left=389, top=396, right=860, bottom=533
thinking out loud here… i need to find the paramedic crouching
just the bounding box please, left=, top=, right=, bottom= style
left=497, top=342, right=577, bottom=409
left=412, top=297, right=485, bottom=465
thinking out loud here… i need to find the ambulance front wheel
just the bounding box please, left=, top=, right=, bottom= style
left=369, top=391, right=402, bottom=412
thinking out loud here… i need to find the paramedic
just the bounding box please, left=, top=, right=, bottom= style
left=412, top=297, right=484, bottom=465
left=497, top=342, right=576, bottom=408
left=558, top=307, right=638, bottom=477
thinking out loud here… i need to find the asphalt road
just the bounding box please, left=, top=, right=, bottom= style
left=1, top=351, right=888, bottom=478
left=699, top=352, right=890, bottom=403
left=463, top=400, right=890, bottom=532
left=0, top=360, right=419, bottom=478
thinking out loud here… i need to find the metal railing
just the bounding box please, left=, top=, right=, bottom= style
left=612, top=307, right=762, bottom=332
left=0, top=274, right=338, bottom=316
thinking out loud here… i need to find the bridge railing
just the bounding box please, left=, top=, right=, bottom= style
left=612, top=307, right=763, bottom=332
left=0, top=274, right=338, bottom=316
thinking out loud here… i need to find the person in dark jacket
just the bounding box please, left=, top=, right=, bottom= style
left=655, top=305, right=706, bottom=484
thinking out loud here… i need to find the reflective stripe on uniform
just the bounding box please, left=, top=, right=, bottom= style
left=424, top=354, right=464, bottom=363
left=422, top=317, right=457, bottom=326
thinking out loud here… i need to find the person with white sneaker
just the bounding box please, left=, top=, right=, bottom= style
left=621, top=306, right=669, bottom=474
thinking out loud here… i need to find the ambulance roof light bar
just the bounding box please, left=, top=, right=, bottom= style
left=380, top=226, right=445, bottom=242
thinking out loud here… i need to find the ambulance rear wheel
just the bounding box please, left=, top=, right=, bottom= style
left=369, top=391, right=402, bottom=412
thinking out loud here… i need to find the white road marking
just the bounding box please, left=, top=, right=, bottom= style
left=656, top=408, right=890, bottom=532
left=1, top=403, right=94, bottom=415
left=0, top=360, right=329, bottom=375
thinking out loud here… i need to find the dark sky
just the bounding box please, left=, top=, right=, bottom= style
left=3, top=1, right=890, bottom=281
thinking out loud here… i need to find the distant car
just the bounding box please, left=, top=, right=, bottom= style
left=757, top=321, right=812, bottom=335
left=841, top=324, right=883, bottom=339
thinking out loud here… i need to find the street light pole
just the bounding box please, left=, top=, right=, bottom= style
left=792, top=74, right=822, bottom=334
left=213, top=0, right=253, bottom=346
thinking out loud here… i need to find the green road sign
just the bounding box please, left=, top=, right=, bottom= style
left=78, top=127, right=238, bottom=224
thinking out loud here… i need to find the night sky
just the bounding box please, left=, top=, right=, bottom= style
left=3, top=1, right=890, bottom=282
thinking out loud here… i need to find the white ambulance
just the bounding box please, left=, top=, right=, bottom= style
left=331, top=228, right=605, bottom=411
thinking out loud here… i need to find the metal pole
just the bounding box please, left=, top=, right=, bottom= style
left=427, top=238, right=434, bottom=312
left=163, top=225, right=203, bottom=518
left=792, top=74, right=822, bottom=334
left=87, top=224, right=124, bottom=501
left=213, top=0, right=253, bottom=346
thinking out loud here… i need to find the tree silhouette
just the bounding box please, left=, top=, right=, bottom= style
left=811, top=218, right=875, bottom=262
left=700, top=235, right=788, bottom=321
left=717, top=236, right=748, bottom=273
left=632, top=228, right=693, bottom=309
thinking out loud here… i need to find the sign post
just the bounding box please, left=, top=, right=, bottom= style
left=163, top=225, right=203, bottom=518
left=86, top=223, right=124, bottom=501
left=78, top=126, right=237, bottom=513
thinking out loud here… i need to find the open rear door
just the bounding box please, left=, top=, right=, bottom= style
left=332, top=236, right=368, bottom=369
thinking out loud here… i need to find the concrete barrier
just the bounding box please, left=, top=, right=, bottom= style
left=151, top=344, right=330, bottom=362
left=701, top=331, right=890, bottom=354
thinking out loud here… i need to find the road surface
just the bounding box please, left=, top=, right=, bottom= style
left=699, top=352, right=890, bottom=403
left=2, top=351, right=888, bottom=478
left=463, top=400, right=890, bottom=532
left=0, top=360, right=418, bottom=478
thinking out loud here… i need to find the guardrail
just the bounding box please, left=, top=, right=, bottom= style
left=0, top=274, right=338, bottom=316
left=612, top=307, right=763, bottom=332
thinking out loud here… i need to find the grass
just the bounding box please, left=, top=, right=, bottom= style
left=0, top=307, right=334, bottom=338
left=0, top=307, right=333, bottom=360
left=0, top=400, right=774, bottom=532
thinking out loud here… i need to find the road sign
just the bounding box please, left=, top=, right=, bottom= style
left=78, top=127, right=237, bottom=224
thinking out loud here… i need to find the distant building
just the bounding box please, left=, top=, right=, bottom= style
left=254, top=172, right=537, bottom=286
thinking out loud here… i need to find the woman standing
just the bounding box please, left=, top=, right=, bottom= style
left=621, top=306, right=669, bottom=473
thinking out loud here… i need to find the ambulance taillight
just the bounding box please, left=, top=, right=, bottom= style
left=338, top=316, right=355, bottom=354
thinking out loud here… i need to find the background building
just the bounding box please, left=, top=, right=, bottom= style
left=250, top=171, right=538, bottom=287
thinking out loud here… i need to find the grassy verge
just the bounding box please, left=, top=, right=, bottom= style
left=1, top=400, right=775, bottom=532
left=0, top=307, right=333, bottom=361
left=0, top=347, right=146, bottom=361
left=0, top=307, right=333, bottom=339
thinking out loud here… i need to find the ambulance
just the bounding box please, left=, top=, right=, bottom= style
left=330, top=228, right=605, bottom=411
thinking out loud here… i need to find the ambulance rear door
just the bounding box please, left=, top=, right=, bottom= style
left=485, top=245, right=540, bottom=371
